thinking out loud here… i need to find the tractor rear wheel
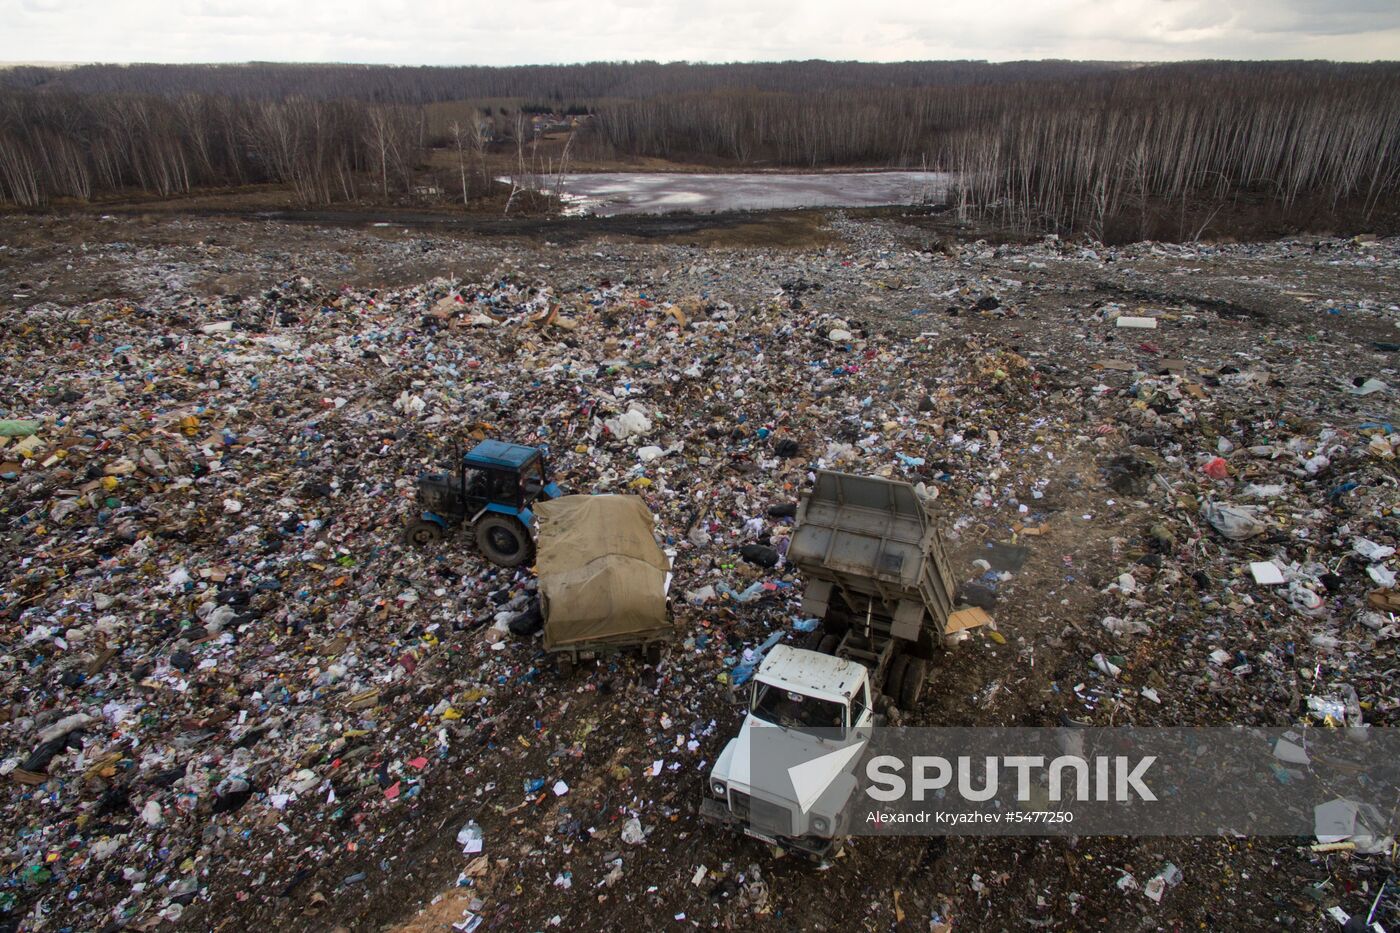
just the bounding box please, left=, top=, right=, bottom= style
left=404, top=518, right=444, bottom=548
left=817, top=633, right=841, bottom=655
left=900, top=657, right=928, bottom=710
left=475, top=515, right=532, bottom=567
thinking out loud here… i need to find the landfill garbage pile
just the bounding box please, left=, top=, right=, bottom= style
left=0, top=213, right=1397, bottom=932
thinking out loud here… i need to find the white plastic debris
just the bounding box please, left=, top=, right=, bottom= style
left=1092, top=653, right=1121, bottom=676
left=1342, top=378, right=1389, bottom=396
left=1289, top=583, right=1325, bottom=613
left=1201, top=501, right=1267, bottom=540
left=1314, top=798, right=1395, bottom=854
left=1368, top=564, right=1397, bottom=588
left=621, top=816, right=646, bottom=845
left=1353, top=538, right=1396, bottom=561
left=1100, top=616, right=1150, bottom=636
left=37, top=713, right=95, bottom=743
left=604, top=406, right=653, bottom=440
left=1143, top=863, right=1183, bottom=903
left=1115, top=316, right=1158, bottom=329
left=1273, top=737, right=1310, bottom=765
left=393, top=390, right=427, bottom=415
left=456, top=819, right=483, bottom=853
left=1241, top=483, right=1286, bottom=499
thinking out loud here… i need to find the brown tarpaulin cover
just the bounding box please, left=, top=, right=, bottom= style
left=536, top=495, right=671, bottom=649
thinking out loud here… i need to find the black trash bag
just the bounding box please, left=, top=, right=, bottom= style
left=957, top=583, right=998, bottom=609
left=21, top=730, right=85, bottom=773
left=507, top=599, right=544, bottom=638
left=739, top=544, right=780, bottom=568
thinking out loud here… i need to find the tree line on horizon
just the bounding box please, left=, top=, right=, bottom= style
left=0, top=92, right=422, bottom=206
left=593, top=63, right=1400, bottom=235
left=0, top=59, right=1128, bottom=103
left=0, top=59, right=1396, bottom=237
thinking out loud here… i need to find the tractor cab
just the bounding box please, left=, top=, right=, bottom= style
left=461, top=440, right=553, bottom=513
left=405, top=439, right=563, bottom=567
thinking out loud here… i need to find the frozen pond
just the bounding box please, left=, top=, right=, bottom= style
left=509, top=171, right=953, bottom=216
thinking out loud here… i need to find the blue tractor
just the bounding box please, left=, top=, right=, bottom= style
left=404, top=440, right=563, bottom=567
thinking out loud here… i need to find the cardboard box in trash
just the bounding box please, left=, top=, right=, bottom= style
left=535, top=495, right=674, bottom=650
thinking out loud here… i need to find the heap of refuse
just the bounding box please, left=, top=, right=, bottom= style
left=0, top=215, right=1397, bottom=931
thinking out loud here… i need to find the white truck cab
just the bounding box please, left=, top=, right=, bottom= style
left=701, top=644, right=875, bottom=857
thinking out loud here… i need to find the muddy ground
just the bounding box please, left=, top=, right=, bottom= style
left=1, top=208, right=1397, bottom=933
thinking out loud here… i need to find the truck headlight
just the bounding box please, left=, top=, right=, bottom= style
left=711, top=780, right=727, bottom=798
left=812, top=815, right=830, bottom=834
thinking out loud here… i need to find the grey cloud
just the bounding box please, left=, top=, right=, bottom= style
left=0, top=0, right=1395, bottom=64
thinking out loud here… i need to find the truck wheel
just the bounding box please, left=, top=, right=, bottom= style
left=557, top=655, right=574, bottom=677
left=404, top=519, right=444, bottom=547
left=886, top=655, right=910, bottom=707
left=475, top=515, right=532, bottom=567
left=817, top=633, right=840, bottom=655
left=900, top=657, right=928, bottom=709
left=644, top=643, right=664, bottom=666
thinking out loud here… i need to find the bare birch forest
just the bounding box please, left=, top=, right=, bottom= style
left=1, top=60, right=1396, bottom=236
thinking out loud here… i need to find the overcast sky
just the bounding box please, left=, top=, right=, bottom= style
left=4, top=0, right=1398, bottom=65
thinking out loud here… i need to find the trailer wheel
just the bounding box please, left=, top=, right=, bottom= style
left=404, top=518, right=444, bottom=547
left=900, top=657, right=928, bottom=710
left=817, top=633, right=841, bottom=655
left=556, top=655, right=575, bottom=678
left=475, top=515, right=532, bottom=567
left=886, top=655, right=910, bottom=708
left=645, top=643, right=664, bottom=666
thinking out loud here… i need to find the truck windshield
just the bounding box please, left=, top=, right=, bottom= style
left=751, top=683, right=845, bottom=735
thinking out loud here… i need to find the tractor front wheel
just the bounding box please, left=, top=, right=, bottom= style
left=404, top=518, right=445, bottom=548
left=475, top=515, right=533, bottom=567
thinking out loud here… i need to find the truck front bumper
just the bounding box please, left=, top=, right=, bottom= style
left=698, top=797, right=838, bottom=860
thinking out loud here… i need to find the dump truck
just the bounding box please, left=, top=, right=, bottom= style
left=701, top=470, right=984, bottom=857
left=534, top=494, right=674, bottom=674
left=404, top=440, right=562, bottom=567
left=787, top=469, right=969, bottom=709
